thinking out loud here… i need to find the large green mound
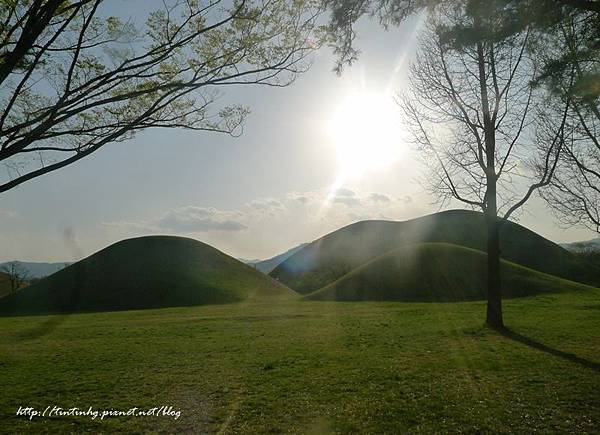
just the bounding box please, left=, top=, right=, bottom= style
left=271, top=210, right=600, bottom=294
left=0, top=236, right=294, bottom=315
left=306, top=243, right=595, bottom=302
left=0, top=272, right=11, bottom=298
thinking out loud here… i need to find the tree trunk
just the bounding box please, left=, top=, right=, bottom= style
left=476, top=38, right=504, bottom=329
left=484, top=181, right=503, bottom=329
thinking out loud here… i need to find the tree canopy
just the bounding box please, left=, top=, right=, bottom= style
left=323, top=0, right=598, bottom=73
left=0, top=0, right=320, bottom=193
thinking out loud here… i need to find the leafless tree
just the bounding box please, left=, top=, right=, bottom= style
left=399, top=2, right=570, bottom=328
left=0, top=262, right=29, bottom=292
left=536, top=11, right=600, bottom=233
left=0, top=0, right=320, bottom=193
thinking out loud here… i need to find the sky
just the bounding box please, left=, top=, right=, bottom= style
left=0, top=4, right=596, bottom=263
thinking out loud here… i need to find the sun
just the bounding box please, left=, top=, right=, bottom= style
left=328, top=92, right=403, bottom=179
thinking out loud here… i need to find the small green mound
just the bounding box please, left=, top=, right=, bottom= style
left=0, top=236, right=294, bottom=315
left=306, top=243, right=595, bottom=302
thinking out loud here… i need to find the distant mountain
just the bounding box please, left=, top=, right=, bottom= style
left=0, top=261, right=70, bottom=279
left=271, top=209, right=600, bottom=295
left=560, top=238, right=600, bottom=253
left=247, top=243, right=309, bottom=273
left=238, top=257, right=261, bottom=265
left=0, top=236, right=295, bottom=316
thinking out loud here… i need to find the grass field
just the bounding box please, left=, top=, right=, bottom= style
left=1, top=289, right=599, bottom=433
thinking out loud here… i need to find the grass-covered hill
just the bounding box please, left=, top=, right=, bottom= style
left=0, top=272, right=11, bottom=298
left=270, top=210, right=600, bottom=294
left=0, top=236, right=295, bottom=315
left=306, top=243, right=595, bottom=302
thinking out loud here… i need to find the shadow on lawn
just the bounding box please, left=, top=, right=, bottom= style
left=14, top=315, right=68, bottom=341
left=500, top=328, right=600, bottom=372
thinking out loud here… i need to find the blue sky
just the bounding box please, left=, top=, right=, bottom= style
left=0, top=8, right=595, bottom=263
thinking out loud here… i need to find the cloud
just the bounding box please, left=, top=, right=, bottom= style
left=158, top=206, right=247, bottom=232
left=287, top=191, right=317, bottom=204
left=333, top=197, right=361, bottom=206
left=285, top=188, right=404, bottom=212
left=368, top=193, right=391, bottom=203
left=336, top=188, right=356, bottom=197
left=332, top=188, right=361, bottom=207
left=103, top=206, right=247, bottom=234
left=248, top=198, right=285, bottom=213
left=101, top=220, right=156, bottom=231
left=102, top=188, right=416, bottom=242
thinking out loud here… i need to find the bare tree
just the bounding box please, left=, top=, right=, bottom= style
left=320, top=0, right=595, bottom=328
left=536, top=11, right=600, bottom=233
left=0, top=262, right=29, bottom=292
left=0, top=0, right=320, bottom=193
left=399, top=2, right=570, bottom=328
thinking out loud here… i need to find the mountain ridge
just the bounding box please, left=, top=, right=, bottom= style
left=247, top=243, right=309, bottom=273
left=561, top=238, right=600, bottom=253
left=0, top=261, right=70, bottom=279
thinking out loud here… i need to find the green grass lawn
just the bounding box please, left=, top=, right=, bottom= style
left=1, top=289, right=599, bottom=433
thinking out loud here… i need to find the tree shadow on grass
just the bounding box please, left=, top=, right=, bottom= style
left=13, top=315, right=68, bottom=341
left=499, top=328, right=600, bottom=372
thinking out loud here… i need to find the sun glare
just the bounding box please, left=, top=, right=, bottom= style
left=328, top=92, right=403, bottom=179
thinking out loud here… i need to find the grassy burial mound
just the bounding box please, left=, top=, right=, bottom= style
left=0, top=272, right=12, bottom=298
left=0, top=236, right=295, bottom=315
left=270, top=210, right=600, bottom=294
left=306, top=243, right=595, bottom=302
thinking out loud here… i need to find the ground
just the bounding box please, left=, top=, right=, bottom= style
left=1, top=289, right=599, bottom=433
